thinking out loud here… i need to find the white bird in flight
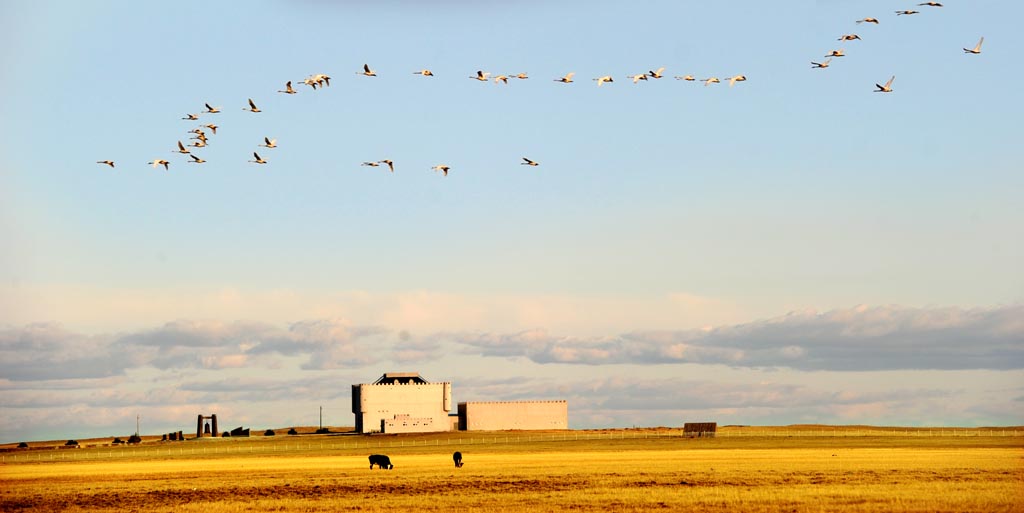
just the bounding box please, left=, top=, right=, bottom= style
left=674, top=75, right=695, bottom=81
left=628, top=73, right=648, bottom=84
left=895, top=10, right=919, bottom=16
left=470, top=71, right=490, bottom=82
left=358, top=64, right=377, bottom=77
left=189, top=155, right=206, bottom=164
left=361, top=161, right=380, bottom=167
left=702, top=77, right=720, bottom=86
left=413, top=69, right=434, bottom=77
left=826, top=49, right=845, bottom=58
left=431, top=164, right=450, bottom=176
left=249, top=152, right=268, bottom=164
left=278, top=81, right=297, bottom=94
left=96, top=160, right=115, bottom=168
left=555, top=72, right=575, bottom=83
left=856, top=18, right=880, bottom=24
left=380, top=159, right=394, bottom=172
left=811, top=58, right=832, bottom=69
left=964, top=37, right=984, bottom=55
left=838, top=34, right=862, bottom=41
left=521, top=158, right=539, bottom=167
left=514, top=73, right=529, bottom=80
left=918, top=2, right=942, bottom=6
left=174, top=141, right=190, bottom=154
left=494, top=75, right=510, bottom=84
left=259, top=137, right=277, bottom=149
left=593, top=75, right=614, bottom=86
left=874, top=75, right=895, bottom=93
left=182, top=113, right=199, bottom=121
left=203, top=124, right=218, bottom=135
left=204, top=103, right=220, bottom=114
left=727, top=75, right=747, bottom=87
left=149, top=159, right=170, bottom=170
left=647, top=67, right=665, bottom=79
left=243, top=98, right=261, bottom=112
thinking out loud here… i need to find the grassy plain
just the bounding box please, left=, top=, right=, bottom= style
left=2, top=432, right=1021, bottom=512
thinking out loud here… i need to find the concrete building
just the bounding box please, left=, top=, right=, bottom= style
left=351, top=373, right=451, bottom=434
left=457, top=400, right=568, bottom=431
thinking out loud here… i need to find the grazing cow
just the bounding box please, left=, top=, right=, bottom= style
left=368, top=454, right=393, bottom=470
left=453, top=451, right=463, bottom=468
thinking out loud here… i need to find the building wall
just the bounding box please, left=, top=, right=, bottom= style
left=460, top=400, right=568, bottom=431
left=351, top=381, right=452, bottom=433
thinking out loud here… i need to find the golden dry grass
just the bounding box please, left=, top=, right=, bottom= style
left=2, top=436, right=1021, bottom=512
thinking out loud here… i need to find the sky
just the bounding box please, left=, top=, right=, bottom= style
left=1, top=0, right=1022, bottom=443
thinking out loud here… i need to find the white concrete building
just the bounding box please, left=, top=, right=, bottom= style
left=351, top=373, right=451, bottom=434
left=457, top=400, right=568, bottom=431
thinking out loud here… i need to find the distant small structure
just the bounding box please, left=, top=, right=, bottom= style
left=287, top=428, right=298, bottom=435
left=196, top=414, right=219, bottom=438
left=264, top=429, right=276, bottom=436
left=230, top=426, right=250, bottom=437
left=128, top=434, right=142, bottom=444
left=64, top=440, right=79, bottom=447
left=17, top=442, right=28, bottom=449
left=683, top=422, right=717, bottom=438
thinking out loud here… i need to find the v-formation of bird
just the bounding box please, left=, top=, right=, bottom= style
left=812, top=3, right=983, bottom=94
left=99, top=9, right=984, bottom=171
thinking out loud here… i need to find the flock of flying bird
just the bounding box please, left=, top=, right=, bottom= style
left=809, top=2, right=984, bottom=94
left=95, top=2, right=985, bottom=173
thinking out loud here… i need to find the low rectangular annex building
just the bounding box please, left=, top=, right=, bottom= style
left=458, top=400, right=568, bottom=431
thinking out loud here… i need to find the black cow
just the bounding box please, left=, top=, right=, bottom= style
left=368, top=454, right=393, bottom=469
left=453, top=451, right=463, bottom=468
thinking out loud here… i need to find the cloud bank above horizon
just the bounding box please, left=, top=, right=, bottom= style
left=2, top=304, right=1021, bottom=443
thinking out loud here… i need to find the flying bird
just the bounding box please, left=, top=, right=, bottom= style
left=149, top=159, right=170, bottom=170
left=856, top=18, right=880, bottom=24
left=431, top=164, right=450, bottom=176
left=174, top=141, right=190, bottom=154
left=182, top=113, right=199, bottom=120
left=470, top=70, right=490, bottom=81
left=189, top=155, right=206, bottom=164
left=203, top=124, right=218, bottom=134
left=874, top=75, right=895, bottom=93
left=259, top=137, right=277, bottom=148
left=493, top=75, right=509, bottom=84
left=96, top=160, right=115, bottom=168
left=918, top=2, right=942, bottom=6
left=358, top=64, right=376, bottom=77
left=811, top=58, right=832, bottom=69
left=249, top=152, right=267, bottom=164
left=520, top=158, right=539, bottom=167
left=593, top=75, right=614, bottom=86
left=964, top=37, right=984, bottom=54
left=204, top=103, right=220, bottom=114
left=313, top=74, right=331, bottom=87
left=628, top=73, right=648, bottom=84
left=190, top=140, right=207, bottom=148
left=648, top=67, right=666, bottom=79
left=895, top=10, right=919, bottom=15
left=380, top=159, right=394, bottom=172
left=413, top=69, right=434, bottom=76
left=278, top=81, right=297, bottom=94
left=702, top=77, right=720, bottom=86
left=513, top=73, right=529, bottom=80
left=826, top=49, right=845, bottom=57
left=302, top=77, right=319, bottom=90
left=728, top=75, right=747, bottom=87
left=361, top=161, right=380, bottom=167
left=675, top=75, right=696, bottom=81
left=554, top=72, right=575, bottom=83
left=838, top=34, right=862, bottom=41
left=243, top=98, right=261, bottom=112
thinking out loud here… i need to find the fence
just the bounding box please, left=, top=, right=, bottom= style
left=3, top=429, right=1021, bottom=464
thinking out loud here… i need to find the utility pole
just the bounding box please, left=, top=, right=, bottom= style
left=136, top=414, right=140, bottom=436
left=319, top=406, right=323, bottom=430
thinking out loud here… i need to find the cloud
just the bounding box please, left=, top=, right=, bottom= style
left=454, top=305, right=1024, bottom=371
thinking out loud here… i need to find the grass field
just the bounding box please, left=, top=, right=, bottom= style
left=2, top=430, right=1022, bottom=512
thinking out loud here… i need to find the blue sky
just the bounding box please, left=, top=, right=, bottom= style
left=1, top=1, right=1022, bottom=443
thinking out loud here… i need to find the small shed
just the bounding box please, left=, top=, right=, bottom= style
left=683, top=422, right=717, bottom=438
